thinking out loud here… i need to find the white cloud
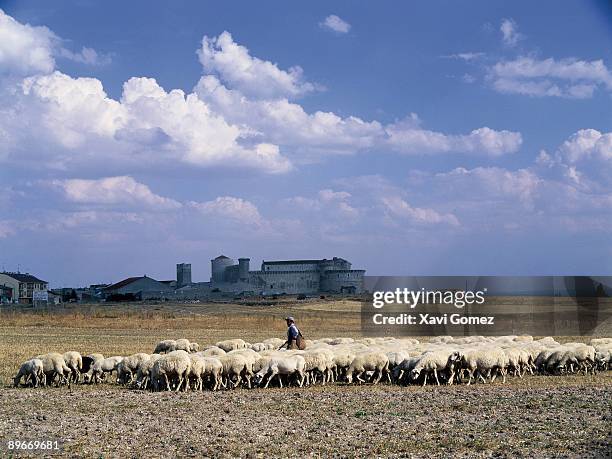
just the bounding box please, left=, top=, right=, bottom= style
left=381, top=196, right=460, bottom=226
left=558, top=129, right=612, bottom=163
left=434, top=167, right=541, bottom=204
left=0, top=9, right=110, bottom=76
left=58, top=46, right=111, bottom=66
left=196, top=78, right=522, bottom=158
left=500, top=18, right=522, bottom=47
left=443, top=52, right=485, bottom=61
left=197, top=31, right=317, bottom=100
left=2, top=71, right=291, bottom=173
left=190, top=196, right=265, bottom=226
left=385, top=118, right=522, bottom=156
left=489, top=57, right=612, bottom=99
left=53, top=176, right=182, bottom=210
left=285, top=189, right=359, bottom=219
left=320, top=15, right=351, bottom=34
left=0, top=9, right=56, bottom=75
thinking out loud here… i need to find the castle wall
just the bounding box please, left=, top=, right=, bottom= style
left=321, top=270, right=365, bottom=294
left=248, top=270, right=320, bottom=295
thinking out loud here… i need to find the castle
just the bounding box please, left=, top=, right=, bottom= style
left=207, top=255, right=365, bottom=295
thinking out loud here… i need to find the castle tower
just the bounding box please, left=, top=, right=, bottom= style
left=176, top=263, right=191, bottom=288
left=238, top=258, right=250, bottom=281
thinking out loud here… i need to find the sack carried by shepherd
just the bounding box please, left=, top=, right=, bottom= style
left=296, top=331, right=306, bottom=350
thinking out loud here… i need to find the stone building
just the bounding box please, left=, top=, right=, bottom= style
left=206, top=255, right=365, bottom=295
left=0, top=272, right=48, bottom=304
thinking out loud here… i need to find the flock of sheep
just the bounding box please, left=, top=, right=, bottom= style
left=12, top=335, right=612, bottom=391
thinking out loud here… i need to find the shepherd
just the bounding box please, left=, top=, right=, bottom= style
left=279, top=316, right=306, bottom=350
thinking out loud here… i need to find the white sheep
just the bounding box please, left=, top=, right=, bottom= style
left=218, top=353, right=253, bottom=389
left=459, top=347, right=509, bottom=385
left=135, top=354, right=162, bottom=390
left=410, top=350, right=461, bottom=386
left=200, top=357, right=223, bottom=391
left=198, top=346, right=226, bottom=357
left=81, top=353, right=104, bottom=383
left=215, top=339, right=248, bottom=352
left=117, top=353, right=151, bottom=384
left=346, top=352, right=390, bottom=385
left=151, top=350, right=192, bottom=392
left=188, top=355, right=207, bottom=390
left=14, top=358, right=45, bottom=387
left=254, top=355, right=306, bottom=388
left=63, top=351, right=82, bottom=383
left=91, top=356, right=123, bottom=384
left=175, top=338, right=194, bottom=352
left=36, top=353, right=71, bottom=387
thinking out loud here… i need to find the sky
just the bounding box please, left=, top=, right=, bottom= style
left=0, top=0, right=611, bottom=287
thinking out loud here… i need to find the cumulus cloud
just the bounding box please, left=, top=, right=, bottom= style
left=489, top=57, right=612, bottom=99
left=0, top=9, right=56, bottom=75
left=197, top=31, right=317, bottom=100
left=434, top=167, right=541, bottom=205
left=52, top=176, right=182, bottom=210
left=2, top=71, right=291, bottom=173
left=381, top=196, right=460, bottom=226
left=557, top=129, right=612, bottom=163
left=190, top=196, right=266, bottom=226
left=320, top=15, right=351, bottom=34
left=196, top=78, right=522, bottom=157
left=0, top=9, right=109, bottom=76
left=286, top=189, right=359, bottom=219
left=385, top=117, right=522, bottom=156
left=500, top=19, right=522, bottom=47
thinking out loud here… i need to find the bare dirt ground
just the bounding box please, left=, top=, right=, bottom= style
left=0, top=300, right=611, bottom=458
left=0, top=375, right=610, bottom=458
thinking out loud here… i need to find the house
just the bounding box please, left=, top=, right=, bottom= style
left=0, top=272, right=48, bottom=304
left=103, top=275, right=173, bottom=301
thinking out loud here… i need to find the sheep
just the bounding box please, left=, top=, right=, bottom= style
left=545, top=345, right=595, bottom=375
left=200, top=357, right=223, bottom=391
left=330, top=348, right=356, bottom=380
left=117, top=353, right=151, bottom=384
left=392, top=357, right=420, bottom=385
left=345, top=352, right=390, bottom=385
left=91, top=356, right=123, bottom=384
left=215, top=339, right=248, bottom=352
left=135, top=354, right=162, bottom=390
left=188, top=355, right=207, bottom=390
left=14, top=359, right=45, bottom=388
left=198, top=346, right=226, bottom=357
left=81, top=353, right=104, bottom=383
left=299, top=350, right=334, bottom=385
left=151, top=350, right=191, bottom=392
left=410, top=350, right=461, bottom=386
left=62, top=351, right=82, bottom=383
left=254, top=355, right=306, bottom=388
left=459, top=348, right=509, bottom=385
left=175, top=338, right=194, bottom=352
left=250, top=342, right=270, bottom=352
left=36, top=353, right=71, bottom=387
left=263, top=338, right=285, bottom=348
left=153, top=339, right=177, bottom=354
left=218, top=353, right=253, bottom=389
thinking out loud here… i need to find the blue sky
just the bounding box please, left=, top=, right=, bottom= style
left=0, top=1, right=611, bottom=286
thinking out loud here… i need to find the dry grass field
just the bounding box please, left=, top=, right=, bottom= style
left=0, top=298, right=611, bottom=458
